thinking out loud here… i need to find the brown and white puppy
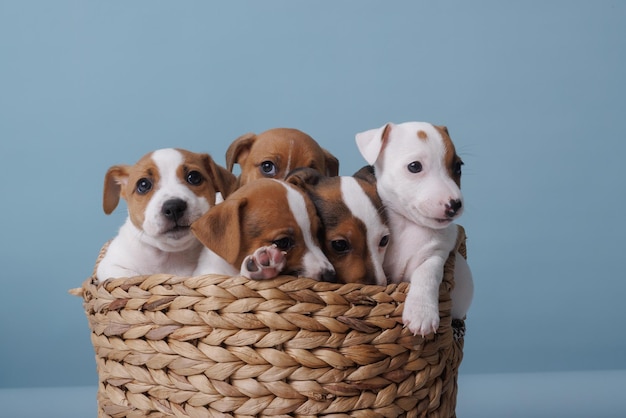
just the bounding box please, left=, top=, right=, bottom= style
left=192, top=178, right=336, bottom=281
left=287, top=167, right=390, bottom=285
left=226, top=127, right=339, bottom=187
left=96, top=148, right=237, bottom=282
left=356, top=122, right=474, bottom=336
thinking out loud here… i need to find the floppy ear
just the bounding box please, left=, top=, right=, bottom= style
left=355, top=123, right=393, bottom=165
left=322, top=148, right=339, bottom=176
left=191, top=197, right=247, bottom=266
left=202, top=154, right=238, bottom=199
left=225, top=132, right=256, bottom=172
left=436, top=125, right=450, bottom=136
left=103, top=165, right=130, bottom=214
left=353, top=165, right=377, bottom=184
left=286, top=167, right=323, bottom=190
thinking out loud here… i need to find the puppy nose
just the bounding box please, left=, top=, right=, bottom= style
left=321, top=268, right=337, bottom=283
left=162, top=198, right=187, bottom=221
left=445, top=199, right=462, bottom=218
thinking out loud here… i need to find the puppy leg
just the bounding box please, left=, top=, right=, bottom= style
left=240, top=246, right=287, bottom=280
left=403, top=255, right=447, bottom=336
left=451, top=252, right=474, bottom=319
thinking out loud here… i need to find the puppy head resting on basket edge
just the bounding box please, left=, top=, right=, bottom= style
left=356, top=122, right=474, bottom=336
left=285, top=167, right=390, bottom=286
left=191, top=177, right=336, bottom=282
left=226, top=127, right=339, bottom=187
left=96, top=148, right=237, bottom=282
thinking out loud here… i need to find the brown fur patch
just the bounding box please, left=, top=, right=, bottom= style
left=434, top=125, right=462, bottom=187
left=123, top=153, right=161, bottom=230
left=417, top=130, right=428, bottom=140
left=176, top=149, right=237, bottom=201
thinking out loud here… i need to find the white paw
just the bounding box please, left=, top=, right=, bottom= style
left=241, top=245, right=287, bottom=280
left=403, top=292, right=440, bottom=336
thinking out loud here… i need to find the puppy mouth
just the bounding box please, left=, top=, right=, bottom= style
left=424, top=216, right=455, bottom=228
left=435, top=218, right=453, bottom=224
left=164, top=224, right=192, bottom=238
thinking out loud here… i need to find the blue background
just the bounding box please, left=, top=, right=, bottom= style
left=1, top=0, right=625, bottom=390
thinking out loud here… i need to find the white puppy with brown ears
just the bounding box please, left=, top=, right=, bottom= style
left=96, top=148, right=237, bottom=282
left=356, top=122, right=473, bottom=336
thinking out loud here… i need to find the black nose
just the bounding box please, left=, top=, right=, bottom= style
left=162, top=198, right=187, bottom=221
left=445, top=199, right=462, bottom=218
left=321, top=268, right=337, bottom=283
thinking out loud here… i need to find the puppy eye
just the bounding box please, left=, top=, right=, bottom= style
left=331, top=239, right=350, bottom=253
left=453, top=161, right=464, bottom=176
left=260, top=161, right=277, bottom=177
left=408, top=161, right=423, bottom=173
left=379, top=235, right=389, bottom=248
left=186, top=170, right=204, bottom=186
left=272, top=237, right=294, bottom=251
left=136, top=178, right=152, bottom=194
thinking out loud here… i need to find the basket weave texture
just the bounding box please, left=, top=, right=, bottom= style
left=75, top=227, right=467, bottom=418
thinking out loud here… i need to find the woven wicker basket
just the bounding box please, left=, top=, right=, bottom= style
left=72, top=227, right=468, bottom=418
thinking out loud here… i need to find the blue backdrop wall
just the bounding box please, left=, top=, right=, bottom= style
left=1, top=1, right=625, bottom=388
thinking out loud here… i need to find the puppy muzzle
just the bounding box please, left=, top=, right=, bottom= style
left=160, top=198, right=193, bottom=238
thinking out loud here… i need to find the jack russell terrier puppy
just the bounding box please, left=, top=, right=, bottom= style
left=192, top=178, right=336, bottom=282
left=225, top=127, right=339, bottom=187
left=96, top=148, right=237, bottom=282
left=356, top=122, right=474, bottom=336
left=286, top=167, right=390, bottom=285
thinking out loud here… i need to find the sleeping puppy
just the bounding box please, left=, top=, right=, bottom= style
left=286, top=167, right=390, bottom=285
left=96, top=148, right=237, bottom=282
left=225, top=127, right=339, bottom=187
left=192, top=178, right=336, bottom=282
left=356, top=122, right=474, bottom=336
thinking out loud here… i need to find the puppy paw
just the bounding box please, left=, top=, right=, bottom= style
left=402, top=294, right=440, bottom=336
left=241, top=245, right=287, bottom=280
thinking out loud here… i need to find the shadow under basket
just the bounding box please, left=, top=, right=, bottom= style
left=71, top=227, right=468, bottom=418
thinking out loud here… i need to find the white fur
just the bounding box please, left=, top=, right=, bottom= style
left=340, top=177, right=389, bottom=285
left=194, top=247, right=239, bottom=276
left=356, top=122, right=474, bottom=336
left=96, top=149, right=209, bottom=281
left=98, top=219, right=204, bottom=279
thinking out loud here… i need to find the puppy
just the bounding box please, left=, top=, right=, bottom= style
left=192, top=178, right=336, bottom=282
left=287, top=167, right=390, bottom=285
left=226, top=128, right=339, bottom=186
left=356, top=122, right=474, bottom=336
left=96, top=148, right=237, bottom=281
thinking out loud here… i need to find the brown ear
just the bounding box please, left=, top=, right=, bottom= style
left=353, top=165, right=377, bottom=184
left=202, top=154, right=238, bottom=199
left=323, top=148, right=339, bottom=176
left=191, top=197, right=247, bottom=266
left=436, top=125, right=450, bottom=136
left=286, top=167, right=323, bottom=189
left=225, top=132, right=256, bottom=172
left=103, top=165, right=130, bottom=214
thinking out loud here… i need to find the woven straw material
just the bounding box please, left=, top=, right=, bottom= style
left=74, top=227, right=467, bottom=418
